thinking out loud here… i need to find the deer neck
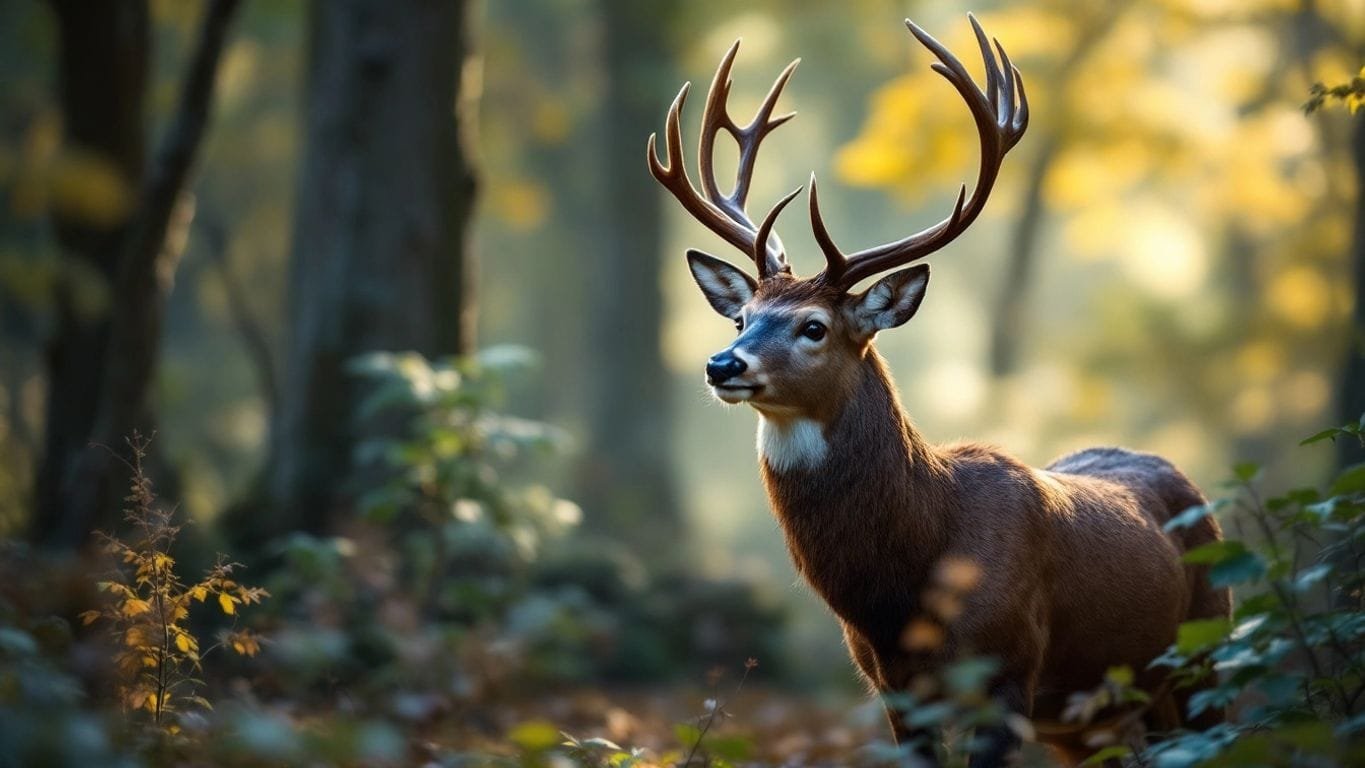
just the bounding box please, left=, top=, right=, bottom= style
left=756, top=348, right=954, bottom=643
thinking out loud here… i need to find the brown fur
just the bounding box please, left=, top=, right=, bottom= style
left=725, top=278, right=1231, bottom=765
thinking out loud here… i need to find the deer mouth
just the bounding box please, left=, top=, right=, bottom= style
left=712, top=383, right=763, bottom=403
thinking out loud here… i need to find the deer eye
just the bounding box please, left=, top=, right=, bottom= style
left=800, top=320, right=827, bottom=341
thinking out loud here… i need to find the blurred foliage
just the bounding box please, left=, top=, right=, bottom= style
left=1305, top=67, right=1365, bottom=114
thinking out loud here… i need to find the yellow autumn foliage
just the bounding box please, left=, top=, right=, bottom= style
left=84, top=433, right=268, bottom=726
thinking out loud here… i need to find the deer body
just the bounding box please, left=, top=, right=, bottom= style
left=759, top=347, right=1218, bottom=717
left=648, top=16, right=1230, bottom=765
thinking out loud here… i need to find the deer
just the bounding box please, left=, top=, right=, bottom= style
left=647, top=15, right=1231, bottom=767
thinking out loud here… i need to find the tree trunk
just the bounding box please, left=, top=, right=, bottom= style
left=266, top=0, right=479, bottom=537
left=32, top=0, right=147, bottom=545
left=34, top=0, right=241, bottom=546
left=1338, top=114, right=1365, bottom=469
left=573, top=0, right=681, bottom=556
left=988, top=137, right=1057, bottom=377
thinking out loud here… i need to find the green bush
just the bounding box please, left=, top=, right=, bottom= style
left=1133, top=417, right=1365, bottom=767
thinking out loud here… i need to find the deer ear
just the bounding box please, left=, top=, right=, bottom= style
left=686, top=249, right=757, bottom=319
left=850, top=264, right=930, bottom=335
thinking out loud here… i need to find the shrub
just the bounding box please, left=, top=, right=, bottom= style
left=1131, top=417, right=1365, bottom=766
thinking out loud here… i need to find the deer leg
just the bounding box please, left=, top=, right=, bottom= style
left=967, top=678, right=1029, bottom=768
left=847, top=633, right=942, bottom=764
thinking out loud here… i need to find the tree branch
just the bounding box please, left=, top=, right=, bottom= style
left=200, top=218, right=279, bottom=416
left=58, top=0, right=243, bottom=543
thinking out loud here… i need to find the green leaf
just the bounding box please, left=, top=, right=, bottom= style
left=905, top=701, right=956, bottom=727
left=509, top=720, right=561, bottom=753
left=1231, top=614, right=1269, bottom=640
left=1293, top=563, right=1332, bottom=592
left=1187, top=686, right=1237, bottom=717
left=476, top=344, right=540, bottom=373
left=580, top=737, right=623, bottom=751
left=346, top=351, right=400, bottom=377
left=1208, top=550, right=1266, bottom=587
left=1183, top=540, right=1247, bottom=566
left=1299, top=428, right=1342, bottom=446
left=944, top=657, right=1000, bottom=696
left=1164, top=504, right=1212, bottom=532
left=1082, top=745, right=1132, bottom=765
left=1305, top=497, right=1342, bottom=520
left=1331, top=462, right=1365, bottom=495
left=673, top=723, right=702, bottom=748
left=1106, top=665, right=1134, bottom=687
left=1233, top=462, right=1262, bottom=483
left=1176, top=618, right=1233, bottom=654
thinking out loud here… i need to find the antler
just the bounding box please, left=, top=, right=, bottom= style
left=812, top=14, right=1029, bottom=290
left=647, top=41, right=801, bottom=280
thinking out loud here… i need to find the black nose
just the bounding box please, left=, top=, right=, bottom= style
left=706, top=353, right=747, bottom=384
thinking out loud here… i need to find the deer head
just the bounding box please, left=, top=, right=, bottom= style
left=648, top=16, right=1027, bottom=421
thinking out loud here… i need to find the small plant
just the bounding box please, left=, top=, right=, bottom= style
left=674, top=657, right=759, bottom=768
left=349, top=347, right=578, bottom=621
left=81, top=433, right=268, bottom=726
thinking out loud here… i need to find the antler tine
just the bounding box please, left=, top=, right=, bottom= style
left=755, top=187, right=803, bottom=279
left=697, top=41, right=743, bottom=203
left=813, top=15, right=1029, bottom=290
left=808, top=172, right=844, bottom=277
left=699, top=42, right=800, bottom=271
left=648, top=40, right=799, bottom=279
left=648, top=81, right=758, bottom=258
left=709, top=58, right=800, bottom=211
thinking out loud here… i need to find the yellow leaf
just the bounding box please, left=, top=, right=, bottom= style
left=122, top=598, right=152, bottom=616
left=175, top=633, right=191, bottom=654
left=228, top=631, right=261, bottom=657
left=79, top=610, right=101, bottom=626
left=218, top=593, right=237, bottom=615
left=190, top=586, right=208, bottom=602
left=124, top=626, right=150, bottom=648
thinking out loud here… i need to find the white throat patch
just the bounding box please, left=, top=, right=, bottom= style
left=757, top=417, right=828, bottom=473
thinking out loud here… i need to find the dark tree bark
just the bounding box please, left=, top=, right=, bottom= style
left=573, top=0, right=681, bottom=555
left=265, top=0, right=479, bottom=537
left=33, top=0, right=241, bottom=547
left=1338, top=114, right=1365, bottom=469
left=32, top=0, right=148, bottom=544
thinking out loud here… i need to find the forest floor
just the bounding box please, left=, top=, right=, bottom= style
left=428, top=684, right=891, bottom=766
